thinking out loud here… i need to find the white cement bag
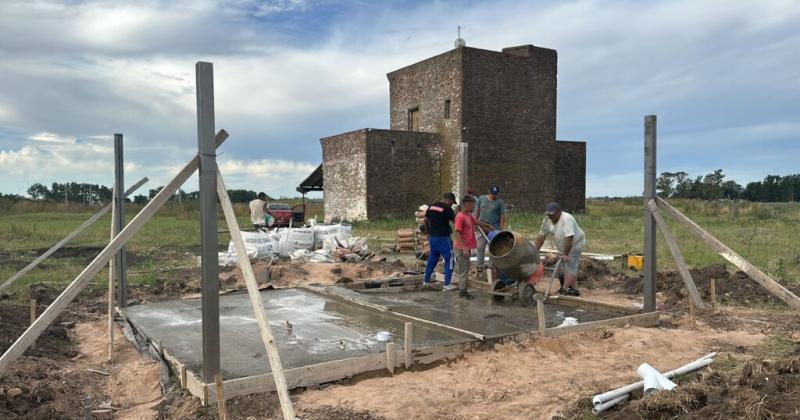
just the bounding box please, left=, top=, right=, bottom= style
left=227, top=231, right=280, bottom=258
left=313, top=223, right=353, bottom=248
left=274, top=228, right=315, bottom=257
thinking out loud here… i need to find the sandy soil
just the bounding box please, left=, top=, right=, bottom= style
left=74, top=321, right=162, bottom=419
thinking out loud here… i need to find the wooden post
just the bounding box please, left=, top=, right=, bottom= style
left=386, top=342, right=396, bottom=375
left=657, top=197, right=800, bottom=310
left=0, top=177, right=148, bottom=293
left=646, top=200, right=706, bottom=310
left=196, top=61, right=220, bottom=384
left=404, top=322, right=413, bottom=369
left=710, top=279, right=717, bottom=309
left=0, top=131, right=228, bottom=378
left=643, top=115, right=657, bottom=312
left=113, top=134, right=128, bottom=307
left=214, top=373, right=228, bottom=420
left=535, top=293, right=547, bottom=336
left=29, top=299, right=36, bottom=350
left=215, top=171, right=296, bottom=419
left=688, top=296, right=696, bottom=328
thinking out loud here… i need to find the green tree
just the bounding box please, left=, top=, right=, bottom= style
left=27, top=183, right=50, bottom=200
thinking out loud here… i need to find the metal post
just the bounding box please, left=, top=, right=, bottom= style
left=196, top=61, right=220, bottom=383
left=643, top=115, right=657, bottom=312
left=113, top=134, right=127, bottom=307
left=457, top=142, right=469, bottom=199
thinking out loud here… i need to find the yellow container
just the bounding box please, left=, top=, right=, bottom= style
left=627, top=255, right=644, bottom=271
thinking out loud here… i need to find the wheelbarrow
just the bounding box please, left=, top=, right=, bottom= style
left=489, top=259, right=562, bottom=307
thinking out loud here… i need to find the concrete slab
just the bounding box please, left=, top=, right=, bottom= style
left=318, top=286, right=624, bottom=338
left=124, top=288, right=471, bottom=379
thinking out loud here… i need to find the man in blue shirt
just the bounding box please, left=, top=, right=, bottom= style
left=423, top=192, right=458, bottom=290
left=475, top=185, right=506, bottom=272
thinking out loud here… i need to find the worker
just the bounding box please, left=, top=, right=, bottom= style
left=533, top=202, right=585, bottom=296
left=475, top=185, right=506, bottom=273
left=423, top=192, right=458, bottom=291
left=453, top=195, right=494, bottom=299
left=249, top=192, right=271, bottom=232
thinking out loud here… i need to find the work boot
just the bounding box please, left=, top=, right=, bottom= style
left=567, top=287, right=581, bottom=297
left=443, top=284, right=458, bottom=291
left=557, top=287, right=569, bottom=295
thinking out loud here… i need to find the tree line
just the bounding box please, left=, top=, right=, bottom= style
left=24, top=182, right=272, bottom=204
left=657, top=170, right=800, bottom=202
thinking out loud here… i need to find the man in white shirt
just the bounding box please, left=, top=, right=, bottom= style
left=533, top=202, right=585, bottom=296
left=249, top=192, right=270, bottom=231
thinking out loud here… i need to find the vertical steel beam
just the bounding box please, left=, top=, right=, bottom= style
left=113, top=134, right=128, bottom=307
left=643, top=115, right=657, bottom=312
left=196, top=62, right=220, bottom=383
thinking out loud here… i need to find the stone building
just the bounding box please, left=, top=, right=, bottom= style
left=314, top=43, right=586, bottom=221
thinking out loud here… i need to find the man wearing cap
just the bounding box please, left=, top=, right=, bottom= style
left=475, top=185, right=506, bottom=272
left=423, top=192, right=458, bottom=291
left=534, top=202, right=586, bottom=296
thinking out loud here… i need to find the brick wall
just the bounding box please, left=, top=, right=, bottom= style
left=555, top=140, right=587, bottom=212
left=461, top=45, right=558, bottom=212
left=387, top=49, right=463, bottom=193
left=320, top=130, right=368, bottom=221
left=364, top=129, right=442, bottom=218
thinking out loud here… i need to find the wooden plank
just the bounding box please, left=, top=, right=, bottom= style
left=222, top=341, right=475, bottom=399
left=386, top=342, right=396, bottom=375
left=163, top=349, right=187, bottom=388
left=657, top=197, right=800, bottom=310
left=0, top=131, right=227, bottom=377
left=404, top=322, right=413, bottom=369
left=545, top=295, right=640, bottom=315
left=710, top=279, right=717, bottom=309
left=214, top=374, right=228, bottom=420
left=535, top=294, right=546, bottom=336
left=29, top=299, right=36, bottom=350
left=301, top=284, right=485, bottom=341
left=0, top=176, right=149, bottom=293
left=646, top=199, right=706, bottom=310
left=216, top=172, right=295, bottom=420
left=186, top=370, right=208, bottom=405
left=545, top=311, right=660, bottom=338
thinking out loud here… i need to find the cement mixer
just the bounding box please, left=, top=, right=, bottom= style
left=487, top=231, right=559, bottom=307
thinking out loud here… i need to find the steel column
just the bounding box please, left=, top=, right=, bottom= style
left=113, top=134, right=128, bottom=307
left=643, top=115, right=657, bottom=312
left=196, top=62, right=220, bottom=383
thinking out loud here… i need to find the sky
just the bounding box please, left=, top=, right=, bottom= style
left=0, top=0, right=798, bottom=199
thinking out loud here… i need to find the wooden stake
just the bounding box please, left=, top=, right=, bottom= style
left=646, top=200, right=706, bottom=310
left=710, top=278, right=717, bottom=309
left=657, top=197, right=800, bottom=310
left=688, top=296, right=696, bottom=328
left=404, top=322, right=413, bottom=369
left=386, top=342, right=396, bottom=375
left=29, top=299, right=36, bottom=350
left=216, top=171, right=296, bottom=419
left=535, top=294, right=547, bottom=337
left=0, top=177, right=148, bottom=294
left=214, top=373, right=228, bottom=420
left=0, top=131, right=228, bottom=378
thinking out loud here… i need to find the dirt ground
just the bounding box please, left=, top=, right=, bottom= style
left=2, top=252, right=800, bottom=419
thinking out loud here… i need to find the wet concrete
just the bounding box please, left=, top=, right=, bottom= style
left=318, top=286, right=625, bottom=338
left=124, top=288, right=471, bottom=379
left=125, top=286, right=627, bottom=380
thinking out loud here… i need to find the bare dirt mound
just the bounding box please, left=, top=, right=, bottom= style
left=617, top=264, right=800, bottom=307
left=584, top=353, right=800, bottom=419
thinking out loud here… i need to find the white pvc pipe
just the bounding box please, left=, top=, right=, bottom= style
left=637, top=363, right=677, bottom=393
left=592, top=352, right=716, bottom=409
left=591, top=394, right=629, bottom=415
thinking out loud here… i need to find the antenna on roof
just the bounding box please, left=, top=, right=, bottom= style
left=454, top=25, right=466, bottom=48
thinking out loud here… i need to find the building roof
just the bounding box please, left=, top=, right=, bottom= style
left=296, top=164, right=323, bottom=194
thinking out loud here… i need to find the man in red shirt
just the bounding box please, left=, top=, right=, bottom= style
left=453, top=195, right=493, bottom=299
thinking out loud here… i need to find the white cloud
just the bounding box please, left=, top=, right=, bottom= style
left=28, top=132, right=76, bottom=144
left=587, top=172, right=642, bottom=198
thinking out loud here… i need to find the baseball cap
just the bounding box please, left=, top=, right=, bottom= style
left=545, top=202, right=561, bottom=215
left=489, top=185, right=500, bottom=195
left=443, top=192, right=457, bottom=204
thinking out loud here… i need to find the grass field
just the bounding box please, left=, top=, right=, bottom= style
left=1, top=198, right=798, bottom=299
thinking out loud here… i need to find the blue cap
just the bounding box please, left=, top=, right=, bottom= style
left=489, top=185, right=499, bottom=195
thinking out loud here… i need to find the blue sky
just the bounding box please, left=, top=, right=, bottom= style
left=0, top=0, right=798, bottom=198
